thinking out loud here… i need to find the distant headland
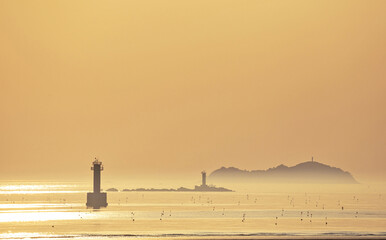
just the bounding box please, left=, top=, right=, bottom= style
left=209, top=158, right=358, bottom=184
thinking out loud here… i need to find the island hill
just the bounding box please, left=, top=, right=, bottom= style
left=209, top=158, right=358, bottom=184
left=107, top=171, right=232, bottom=192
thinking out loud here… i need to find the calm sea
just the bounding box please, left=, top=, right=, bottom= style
left=0, top=181, right=385, bottom=239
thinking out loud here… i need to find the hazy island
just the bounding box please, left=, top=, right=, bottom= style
left=209, top=160, right=358, bottom=184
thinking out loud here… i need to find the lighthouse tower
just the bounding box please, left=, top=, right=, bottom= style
left=86, top=158, right=108, bottom=209
left=201, top=171, right=207, bottom=187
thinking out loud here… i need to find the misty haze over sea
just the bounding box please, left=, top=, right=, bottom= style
left=1, top=0, right=386, bottom=239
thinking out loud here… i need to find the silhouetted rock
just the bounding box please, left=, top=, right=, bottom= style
left=209, top=161, right=357, bottom=184
left=106, top=188, right=119, bottom=192
left=121, top=186, right=232, bottom=192
left=122, top=171, right=233, bottom=192
left=194, top=184, right=232, bottom=192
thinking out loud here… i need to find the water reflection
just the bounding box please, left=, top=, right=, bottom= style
left=0, top=182, right=385, bottom=238
left=0, top=210, right=94, bottom=222
left=0, top=184, right=85, bottom=194
left=0, top=203, right=82, bottom=209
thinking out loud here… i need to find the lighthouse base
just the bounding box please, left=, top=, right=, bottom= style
left=86, top=192, right=108, bottom=209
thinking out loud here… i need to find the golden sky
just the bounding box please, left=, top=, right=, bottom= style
left=0, top=0, right=385, bottom=182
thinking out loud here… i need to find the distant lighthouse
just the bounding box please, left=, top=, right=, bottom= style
left=201, top=171, right=207, bottom=187
left=86, top=158, right=108, bottom=209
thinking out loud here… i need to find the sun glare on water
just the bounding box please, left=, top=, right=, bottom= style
left=0, top=211, right=92, bottom=223
left=0, top=184, right=83, bottom=194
